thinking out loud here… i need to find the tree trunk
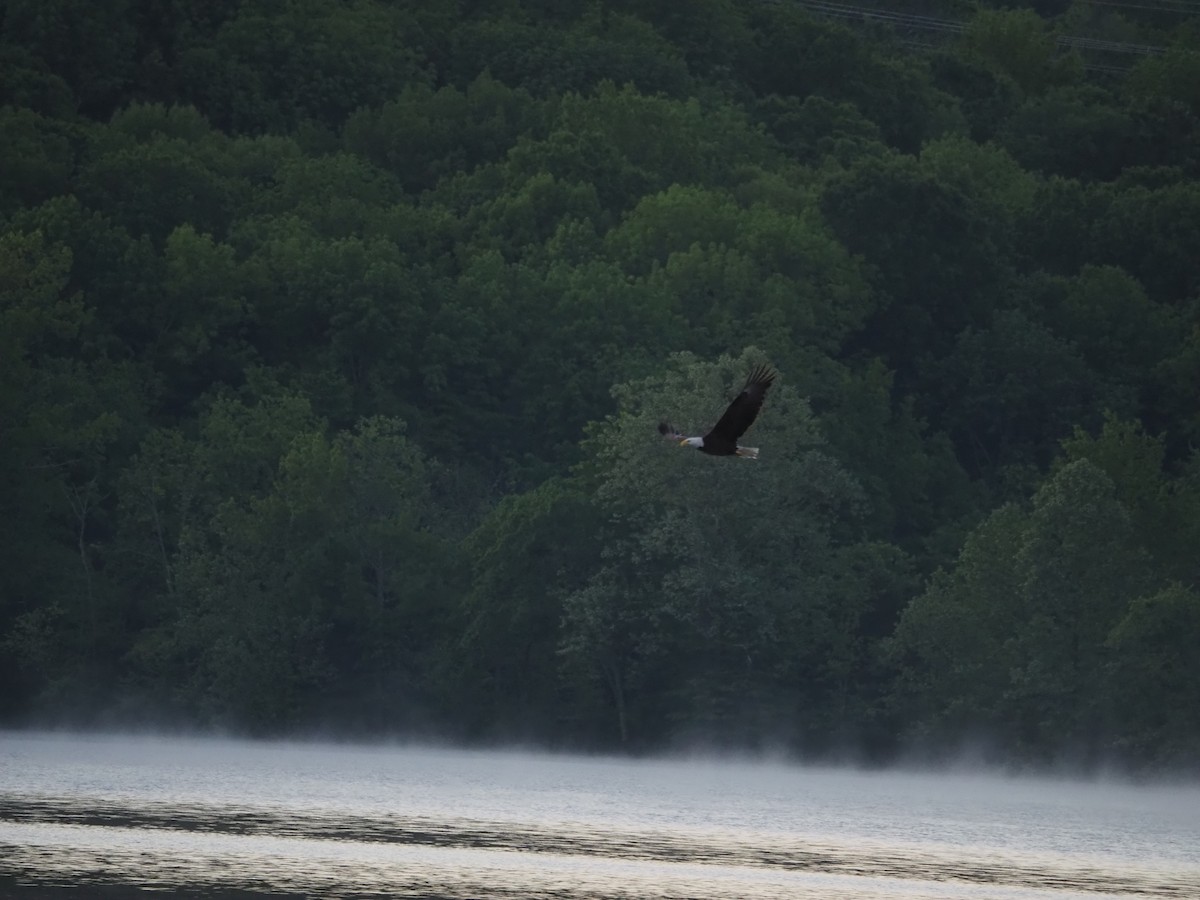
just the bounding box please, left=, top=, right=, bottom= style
left=604, top=659, right=628, bottom=744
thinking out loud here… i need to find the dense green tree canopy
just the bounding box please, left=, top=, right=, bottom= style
left=1, top=0, right=1198, bottom=771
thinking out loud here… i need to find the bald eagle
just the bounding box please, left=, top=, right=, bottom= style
left=658, top=365, right=776, bottom=459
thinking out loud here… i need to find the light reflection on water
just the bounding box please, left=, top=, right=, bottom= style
left=2, top=733, right=1198, bottom=899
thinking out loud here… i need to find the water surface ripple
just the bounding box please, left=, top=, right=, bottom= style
left=2, top=733, right=1197, bottom=899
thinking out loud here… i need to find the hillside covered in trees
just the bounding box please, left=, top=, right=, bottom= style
left=2, top=0, right=1199, bottom=771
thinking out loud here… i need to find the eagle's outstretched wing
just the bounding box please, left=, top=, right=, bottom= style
left=707, top=365, right=775, bottom=444
left=658, top=421, right=684, bottom=441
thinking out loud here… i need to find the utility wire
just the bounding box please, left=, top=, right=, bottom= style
left=1082, top=0, right=1200, bottom=14
left=757, top=0, right=1176, bottom=73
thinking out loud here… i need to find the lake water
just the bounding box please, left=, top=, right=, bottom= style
left=2, top=732, right=1198, bottom=899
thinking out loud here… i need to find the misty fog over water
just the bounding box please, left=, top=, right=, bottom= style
left=2, top=732, right=1198, bottom=899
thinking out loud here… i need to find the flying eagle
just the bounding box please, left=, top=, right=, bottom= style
left=658, top=365, right=776, bottom=459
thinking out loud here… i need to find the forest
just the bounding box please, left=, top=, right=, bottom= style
left=1, top=0, right=1198, bottom=772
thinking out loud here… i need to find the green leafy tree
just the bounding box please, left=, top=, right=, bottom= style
left=0, top=228, right=145, bottom=718
left=998, top=85, right=1136, bottom=180
left=1021, top=176, right=1105, bottom=277
left=927, top=49, right=1022, bottom=142
left=560, top=351, right=904, bottom=749
left=171, top=428, right=344, bottom=731
left=891, top=459, right=1157, bottom=761
left=236, top=227, right=421, bottom=425
left=326, top=416, right=463, bottom=729
left=617, top=0, right=754, bottom=74
left=176, top=0, right=432, bottom=132
left=1007, top=460, right=1152, bottom=755
left=117, top=391, right=321, bottom=718
left=457, top=478, right=604, bottom=740
left=1055, top=265, right=1178, bottom=379
left=1150, top=323, right=1200, bottom=460
left=118, top=391, right=464, bottom=732
left=1126, top=45, right=1200, bottom=120
left=1107, top=584, right=1200, bottom=766
left=249, top=151, right=406, bottom=238
left=0, top=230, right=88, bottom=712
left=887, top=503, right=1029, bottom=750
left=152, top=224, right=252, bottom=408
left=604, top=185, right=742, bottom=275
left=1060, top=415, right=1200, bottom=587
left=929, top=308, right=1124, bottom=481
left=75, top=131, right=236, bottom=244
left=1093, top=181, right=1200, bottom=305
left=5, top=196, right=164, bottom=368
left=959, top=7, right=1079, bottom=96
left=741, top=5, right=961, bottom=152
left=755, top=94, right=886, bottom=167
left=0, top=43, right=76, bottom=116
left=501, top=82, right=779, bottom=215
left=819, top=151, right=1010, bottom=377
left=1, top=0, right=138, bottom=115
left=343, top=74, right=547, bottom=195
left=816, top=360, right=978, bottom=568
left=0, top=107, right=75, bottom=209
left=446, top=9, right=690, bottom=98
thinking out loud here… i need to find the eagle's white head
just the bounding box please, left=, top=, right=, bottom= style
left=679, top=437, right=704, bottom=449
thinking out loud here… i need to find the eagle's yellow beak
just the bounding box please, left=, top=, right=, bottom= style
left=678, top=438, right=689, bottom=447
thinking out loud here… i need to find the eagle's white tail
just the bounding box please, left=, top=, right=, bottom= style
left=735, top=446, right=759, bottom=459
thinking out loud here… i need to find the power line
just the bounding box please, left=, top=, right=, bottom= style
left=757, top=0, right=1174, bottom=73
left=1081, top=0, right=1200, bottom=15
left=1056, top=34, right=1165, bottom=55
